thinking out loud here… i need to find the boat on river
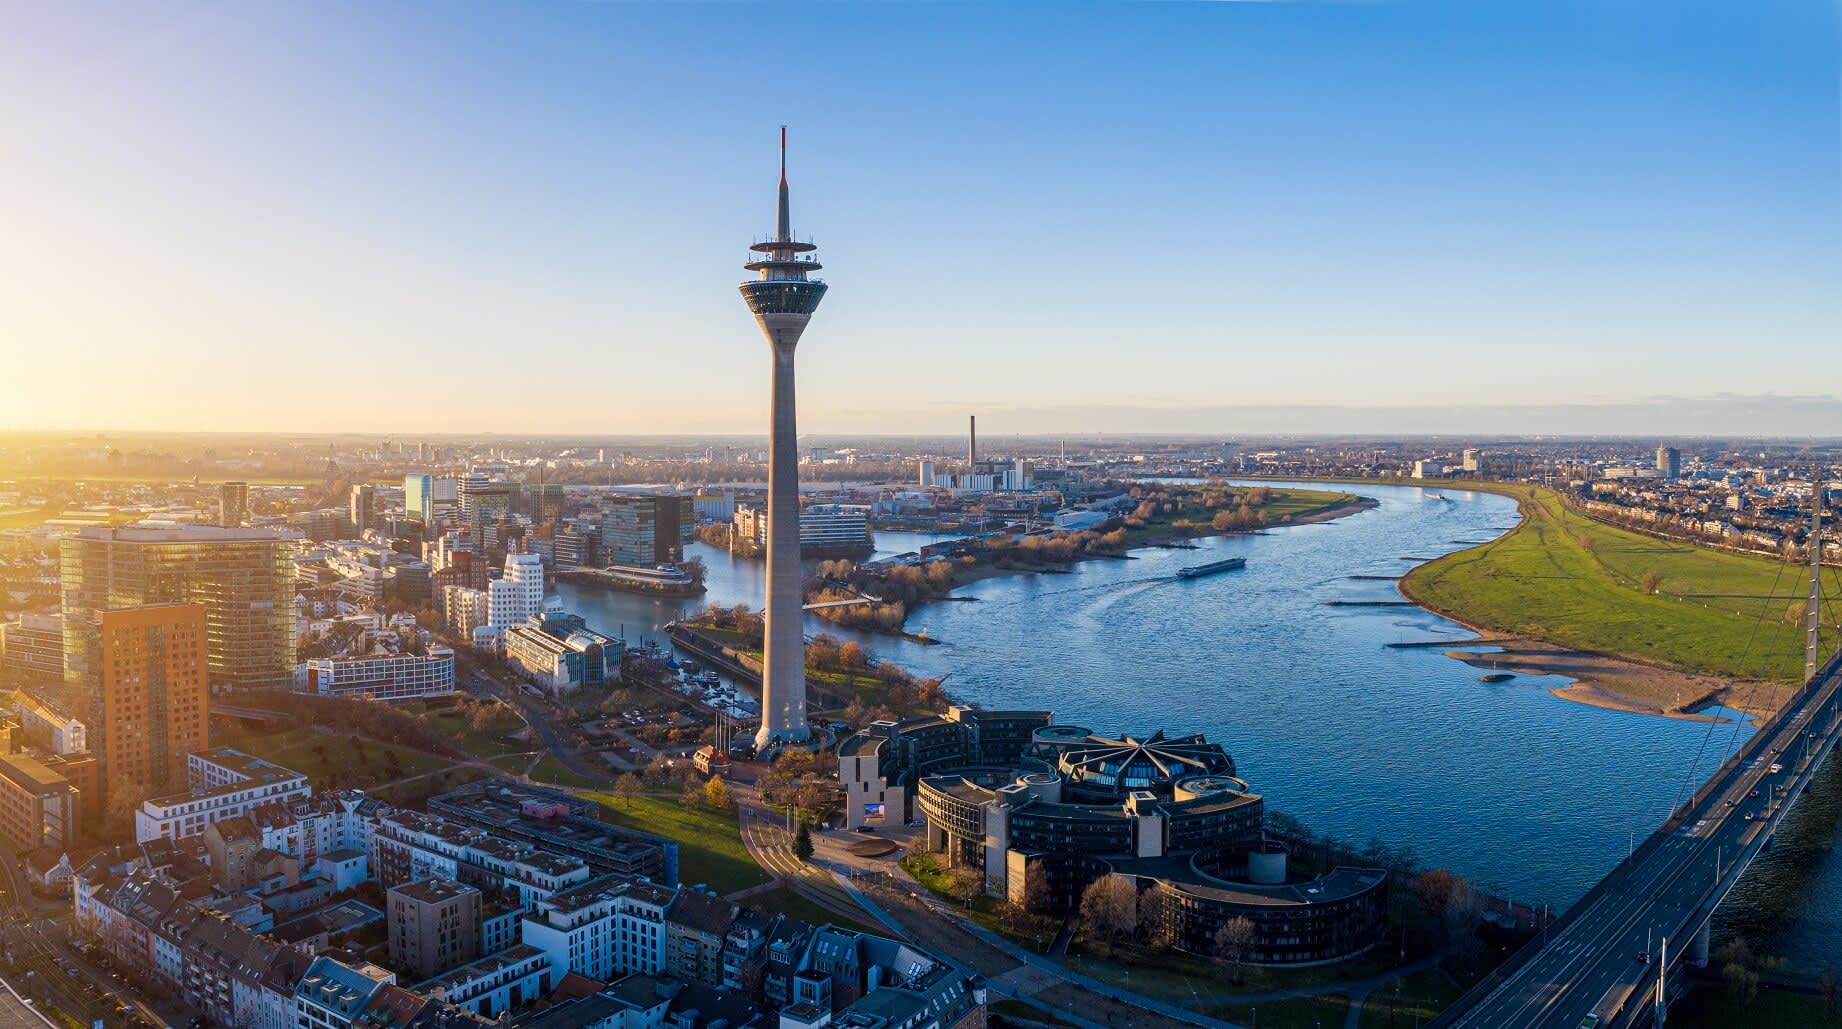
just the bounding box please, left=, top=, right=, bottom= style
left=1176, top=557, right=1247, bottom=579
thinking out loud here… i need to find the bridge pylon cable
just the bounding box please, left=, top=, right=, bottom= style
left=1668, top=557, right=1791, bottom=821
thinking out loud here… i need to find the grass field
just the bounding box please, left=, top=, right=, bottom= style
left=1357, top=967, right=1463, bottom=1027
left=418, top=708, right=530, bottom=758
left=584, top=791, right=770, bottom=894
left=1666, top=986, right=1842, bottom=1027
left=1205, top=995, right=1350, bottom=1029
left=232, top=727, right=455, bottom=789
left=1403, top=486, right=1841, bottom=682
left=528, top=754, right=606, bottom=789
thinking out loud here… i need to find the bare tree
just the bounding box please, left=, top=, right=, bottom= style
left=611, top=772, right=640, bottom=809
left=1077, top=874, right=1138, bottom=951
left=1212, top=916, right=1256, bottom=984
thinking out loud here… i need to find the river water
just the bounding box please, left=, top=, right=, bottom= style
left=553, top=479, right=1839, bottom=969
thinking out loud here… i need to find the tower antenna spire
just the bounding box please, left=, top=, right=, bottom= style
left=776, top=126, right=792, bottom=243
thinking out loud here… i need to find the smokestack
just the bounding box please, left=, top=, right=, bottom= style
left=969, top=415, right=977, bottom=471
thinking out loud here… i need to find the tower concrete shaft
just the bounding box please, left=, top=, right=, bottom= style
left=739, top=128, right=826, bottom=748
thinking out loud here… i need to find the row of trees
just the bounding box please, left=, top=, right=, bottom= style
left=1074, top=874, right=1258, bottom=981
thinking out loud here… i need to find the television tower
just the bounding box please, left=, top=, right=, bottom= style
left=740, top=127, right=826, bottom=749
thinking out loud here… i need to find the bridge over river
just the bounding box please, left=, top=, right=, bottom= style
left=1434, top=647, right=1842, bottom=1029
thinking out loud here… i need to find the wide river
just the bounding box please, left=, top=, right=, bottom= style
left=555, top=479, right=1842, bottom=969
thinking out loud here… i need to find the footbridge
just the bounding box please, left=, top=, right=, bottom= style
left=1433, top=647, right=1842, bottom=1028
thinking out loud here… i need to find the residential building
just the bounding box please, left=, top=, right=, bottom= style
left=62, top=524, right=301, bottom=695
left=96, top=603, right=210, bottom=801
left=221, top=481, right=249, bottom=528
left=300, top=648, right=457, bottom=702
left=428, top=780, right=678, bottom=886
left=204, top=814, right=263, bottom=891
left=136, top=748, right=312, bottom=843
left=664, top=889, right=736, bottom=986
left=417, top=945, right=551, bottom=1018
left=295, top=956, right=396, bottom=1029
left=520, top=875, right=676, bottom=982
left=0, top=751, right=80, bottom=850
left=12, top=690, right=87, bottom=754
left=390, top=878, right=484, bottom=980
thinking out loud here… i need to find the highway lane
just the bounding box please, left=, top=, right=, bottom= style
left=1450, top=658, right=1842, bottom=1028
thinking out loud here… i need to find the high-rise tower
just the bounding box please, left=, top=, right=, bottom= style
left=740, top=128, right=826, bottom=749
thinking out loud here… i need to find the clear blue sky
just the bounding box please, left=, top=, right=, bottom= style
left=1, top=1, right=1836, bottom=435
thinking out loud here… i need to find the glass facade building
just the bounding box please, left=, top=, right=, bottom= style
left=61, top=525, right=302, bottom=698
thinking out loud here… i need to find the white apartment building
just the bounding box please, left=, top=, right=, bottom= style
left=520, top=875, right=676, bottom=983
left=297, top=647, right=456, bottom=701
left=12, top=692, right=86, bottom=754
left=416, top=944, right=550, bottom=1019
left=137, top=749, right=312, bottom=843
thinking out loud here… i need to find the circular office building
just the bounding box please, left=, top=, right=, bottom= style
left=841, top=709, right=1388, bottom=967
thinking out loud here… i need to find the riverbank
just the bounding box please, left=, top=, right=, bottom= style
left=1441, top=638, right=1796, bottom=722
left=1401, top=485, right=1829, bottom=687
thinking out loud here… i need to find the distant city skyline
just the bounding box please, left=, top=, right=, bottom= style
left=1, top=2, right=1836, bottom=435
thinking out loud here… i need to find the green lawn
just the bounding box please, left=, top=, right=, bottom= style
left=1358, top=968, right=1462, bottom=1027
left=528, top=754, right=607, bottom=789
left=1205, top=995, right=1351, bottom=1029
left=1403, top=486, right=1841, bottom=682
left=1666, top=987, right=1842, bottom=1028
left=1066, top=937, right=1402, bottom=1002
left=419, top=708, right=530, bottom=758
left=233, top=727, right=454, bottom=789
left=584, top=792, right=770, bottom=894
left=372, top=766, right=494, bottom=807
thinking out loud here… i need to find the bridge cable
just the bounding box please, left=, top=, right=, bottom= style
left=1666, top=557, right=1792, bottom=821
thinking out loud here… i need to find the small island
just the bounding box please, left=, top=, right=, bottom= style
left=807, top=482, right=1374, bottom=637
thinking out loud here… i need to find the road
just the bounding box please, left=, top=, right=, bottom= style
left=0, top=842, right=184, bottom=1029
left=1447, top=653, right=1842, bottom=1028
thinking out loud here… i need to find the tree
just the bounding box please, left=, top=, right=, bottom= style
left=946, top=868, right=983, bottom=909
left=704, top=775, right=731, bottom=809
left=1212, top=916, right=1256, bottom=984
left=1021, top=868, right=1053, bottom=916
left=1640, top=572, right=1661, bottom=594
left=1822, top=964, right=1840, bottom=1014
left=793, top=822, right=814, bottom=863
left=611, top=773, right=640, bottom=809
left=1077, top=874, right=1138, bottom=951
left=680, top=779, right=706, bottom=810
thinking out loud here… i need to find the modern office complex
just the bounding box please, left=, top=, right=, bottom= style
left=96, top=603, right=210, bottom=803
left=298, top=647, right=458, bottom=702
left=350, top=484, right=377, bottom=534
left=733, top=503, right=872, bottom=559
left=220, top=481, right=249, bottom=528
left=488, top=552, right=548, bottom=630
left=739, top=128, right=827, bottom=750
left=62, top=524, right=301, bottom=695
left=840, top=708, right=1389, bottom=966
left=0, top=751, right=80, bottom=851
left=502, top=613, right=621, bottom=695
left=0, top=612, right=64, bottom=686
left=598, top=495, right=692, bottom=567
